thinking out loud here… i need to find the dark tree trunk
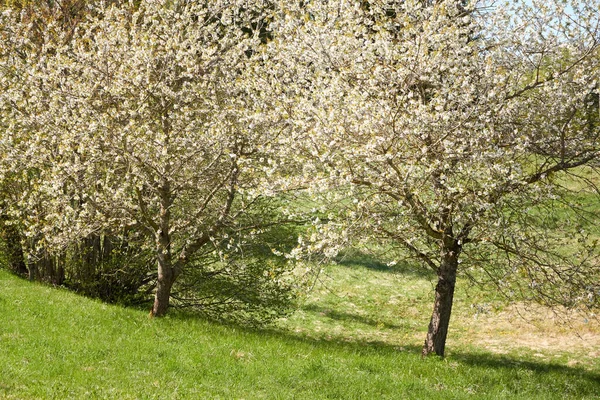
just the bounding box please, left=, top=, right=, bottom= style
left=0, top=222, right=28, bottom=276
left=28, top=259, right=37, bottom=281
left=422, top=240, right=461, bottom=357
left=102, top=234, right=113, bottom=262
left=54, top=253, right=65, bottom=285
left=34, top=251, right=53, bottom=283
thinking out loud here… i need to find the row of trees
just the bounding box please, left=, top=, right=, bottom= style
left=1, top=0, right=599, bottom=356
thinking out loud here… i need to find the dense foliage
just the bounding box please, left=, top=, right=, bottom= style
left=0, top=0, right=297, bottom=323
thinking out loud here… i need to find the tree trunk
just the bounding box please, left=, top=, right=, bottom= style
left=0, top=222, right=28, bottom=276
left=28, top=260, right=37, bottom=281
left=422, top=241, right=460, bottom=357
left=151, top=252, right=175, bottom=317
left=102, top=234, right=113, bottom=262
left=150, top=176, right=176, bottom=317
left=54, top=253, right=65, bottom=286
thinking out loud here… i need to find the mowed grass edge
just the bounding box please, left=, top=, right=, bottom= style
left=0, top=269, right=599, bottom=399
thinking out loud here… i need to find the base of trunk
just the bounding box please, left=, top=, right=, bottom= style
left=150, top=283, right=172, bottom=317
left=150, top=264, right=176, bottom=317
left=422, top=255, right=458, bottom=357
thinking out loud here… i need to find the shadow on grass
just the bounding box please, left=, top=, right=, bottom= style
left=253, top=322, right=426, bottom=359
left=334, top=249, right=433, bottom=278
left=263, top=325, right=600, bottom=393
left=259, top=322, right=599, bottom=393
left=170, top=309, right=600, bottom=390
left=301, top=304, right=409, bottom=330
left=167, top=308, right=422, bottom=355
left=450, top=351, right=600, bottom=387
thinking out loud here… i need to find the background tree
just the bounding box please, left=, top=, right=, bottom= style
left=0, top=0, right=150, bottom=292
left=1, top=0, right=295, bottom=318
left=269, top=0, right=600, bottom=356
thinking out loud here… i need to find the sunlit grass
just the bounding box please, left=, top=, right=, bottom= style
left=1, top=265, right=599, bottom=399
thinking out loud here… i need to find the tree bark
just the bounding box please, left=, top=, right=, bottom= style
left=150, top=177, right=177, bottom=317
left=151, top=251, right=175, bottom=317
left=422, top=240, right=460, bottom=357
left=54, top=253, right=65, bottom=286
left=28, top=258, right=37, bottom=281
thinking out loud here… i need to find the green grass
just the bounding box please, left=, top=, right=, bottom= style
left=1, top=268, right=599, bottom=399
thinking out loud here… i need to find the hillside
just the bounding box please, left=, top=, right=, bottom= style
left=1, top=268, right=599, bottom=399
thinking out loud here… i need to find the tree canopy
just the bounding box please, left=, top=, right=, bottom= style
left=0, top=0, right=295, bottom=319
left=266, top=0, right=600, bottom=356
left=1, top=0, right=599, bottom=355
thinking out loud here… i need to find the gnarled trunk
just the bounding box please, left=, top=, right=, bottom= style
left=422, top=240, right=460, bottom=357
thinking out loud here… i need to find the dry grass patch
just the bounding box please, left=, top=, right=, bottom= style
left=456, top=303, right=600, bottom=364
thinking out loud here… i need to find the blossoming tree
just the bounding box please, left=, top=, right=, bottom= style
left=1, top=0, right=290, bottom=317
left=270, top=0, right=600, bottom=356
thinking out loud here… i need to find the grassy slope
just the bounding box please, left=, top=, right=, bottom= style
left=1, top=269, right=599, bottom=399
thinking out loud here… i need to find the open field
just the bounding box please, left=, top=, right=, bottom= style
left=1, top=263, right=599, bottom=399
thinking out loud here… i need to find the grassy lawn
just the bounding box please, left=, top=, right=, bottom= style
left=282, top=254, right=600, bottom=366
left=1, top=264, right=599, bottom=399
